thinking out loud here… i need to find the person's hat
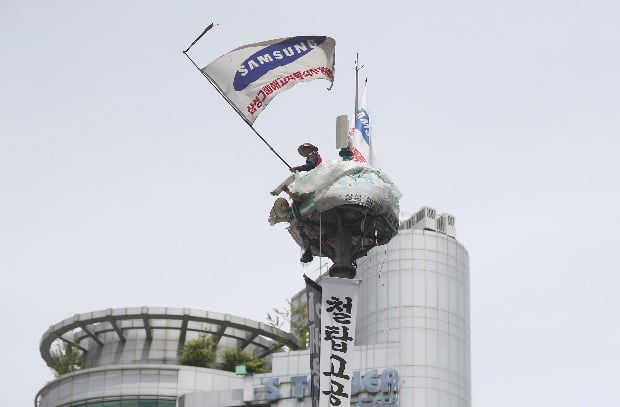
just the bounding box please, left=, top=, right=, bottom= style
left=297, top=143, right=318, bottom=154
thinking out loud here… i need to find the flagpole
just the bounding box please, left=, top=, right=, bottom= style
left=354, top=54, right=366, bottom=115
left=182, top=28, right=293, bottom=169
left=184, top=23, right=215, bottom=54
left=354, top=53, right=359, bottom=117
left=340, top=53, right=364, bottom=160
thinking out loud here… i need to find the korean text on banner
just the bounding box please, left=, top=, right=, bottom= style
left=319, top=277, right=361, bottom=407
left=305, top=275, right=323, bottom=407
left=202, top=36, right=336, bottom=124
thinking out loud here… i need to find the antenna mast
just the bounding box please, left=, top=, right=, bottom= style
left=354, top=53, right=364, bottom=118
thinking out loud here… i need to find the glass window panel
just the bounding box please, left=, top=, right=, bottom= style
left=58, top=379, right=72, bottom=398
left=159, top=371, right=178, bottom=389
left=387, top=271, right=399, bottom=307
left=458, top=283, right=465, bottom=317
left=438, top=331, right=449, bottom=369
left=424, top=235, right=436, bottom=250
left=452, top=246, right=462, bottom=265
left=426, top=388, right=439, bottom=407
left=121, top=400, right=138, bottom=407
left=448, top=256, right=457, bottom=268
left=437, top=274, right=449, bottom=311
left=400, top=269, right=413, bottom=306
left=105, top=371, right=122, bottom=390
left=459, top=340, right=467, bottom=377
left=140, top=370, right=159, bottom=387
left=152, top=329, right=167, bottom=340
left=399, top=328, right=413, bottom=363
left=413, top=386, right=426, bottom=406
left=150, top=340, right=166, bottom=351
left=426, top=329, right=438, bottom=366
left=399, top=232, right=413, bottom=249
left=413, top=328, right=426, bottom=365
left=426, top=271, right=438, bottom=308
left=387, top=260, right=399, bottom=272
left=439, top=391, right=450, bottom=407
left=448, top=240, right=456, bottom=256
left=122, top=371, right=139, bottom=387
left=449, top=336, right=458, bottom=371
left=73, top=376, right=88, bottom=395
left=389, top=248, right=400, bottom=260
left=413, top=249, right=425, bottom=261
left=413, top=271, right=425, bottom=307
left=400, top=247, right=413, bottom=260
left=413, top=233, right=424, bottom=248
left=46, top=386, right=59, bottom=404
left=449, top=279, right=458, bottom=314
left=386, top=238, right=398, bottom=251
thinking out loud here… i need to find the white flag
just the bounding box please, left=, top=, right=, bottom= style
left=319, top=277, right=360, bottom=407
left=350, top=81, right=378, bottom=168
left=202, top=36, right=336, bottom=124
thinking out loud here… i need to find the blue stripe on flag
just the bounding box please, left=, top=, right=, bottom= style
left=355, top=108, right=370, bottom=144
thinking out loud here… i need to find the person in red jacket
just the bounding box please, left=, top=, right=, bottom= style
left=289, top=143, right=322, bottom=172
left=285, top=143, right=322, bottom=263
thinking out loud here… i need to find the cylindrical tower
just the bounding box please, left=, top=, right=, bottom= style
left=355, top=207, right=471, bottom=407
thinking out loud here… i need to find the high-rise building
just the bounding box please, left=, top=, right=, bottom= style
left=36, top=206, right=470, bottom=407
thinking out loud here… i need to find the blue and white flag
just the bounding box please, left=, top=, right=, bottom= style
left=350, top=81, right=378, bottom=168
left=202, top=36, right=336, bottom=124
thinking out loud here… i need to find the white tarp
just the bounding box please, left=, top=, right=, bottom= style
left=319, top=277, right=361, bottom=407
left=289, top=160, right=401, bottom=220
left=202, top=36, right=336, bottom=124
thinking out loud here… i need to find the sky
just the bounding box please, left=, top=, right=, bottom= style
left=1, top=0, right=619, bottom=406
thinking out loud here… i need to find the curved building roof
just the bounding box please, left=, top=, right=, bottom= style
left=40, top=306, right=301, bottom=369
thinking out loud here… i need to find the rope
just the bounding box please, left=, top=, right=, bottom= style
left=319, top=213, right=322, bottom=274
left=375, top=230, right=389, bottom=343
left=360, top=211, right=368, bottom=252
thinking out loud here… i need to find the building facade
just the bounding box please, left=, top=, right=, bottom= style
left=36, top=206, right=470, bottom=407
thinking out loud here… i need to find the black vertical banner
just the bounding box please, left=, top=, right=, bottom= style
left=304, top=275, right=322, bottom=407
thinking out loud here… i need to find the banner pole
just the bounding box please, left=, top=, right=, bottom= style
left=353, top=53, right=365, bottom=119
left=354, top=53, right=359, bottom=117
left=183, top=23, right=215, bottom=54
left=183, top=49, right=293, bottom=169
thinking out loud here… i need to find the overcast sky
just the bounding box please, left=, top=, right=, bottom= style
left=1, top=1, right=619, bottom=406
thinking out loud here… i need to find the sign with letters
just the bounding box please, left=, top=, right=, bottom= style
left=319, top=277, right=360, bottom=407
left=261, top=368, right=399, bottom=406
left=202, top=36, right=335, bottom=124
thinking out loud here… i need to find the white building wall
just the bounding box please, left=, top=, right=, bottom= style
left=355, top=228, right=471, bottom=407
left=36, top=365, right=246, bottom=407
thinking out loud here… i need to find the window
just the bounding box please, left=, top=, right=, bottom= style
left=72, top=399, right=176, bottom=407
